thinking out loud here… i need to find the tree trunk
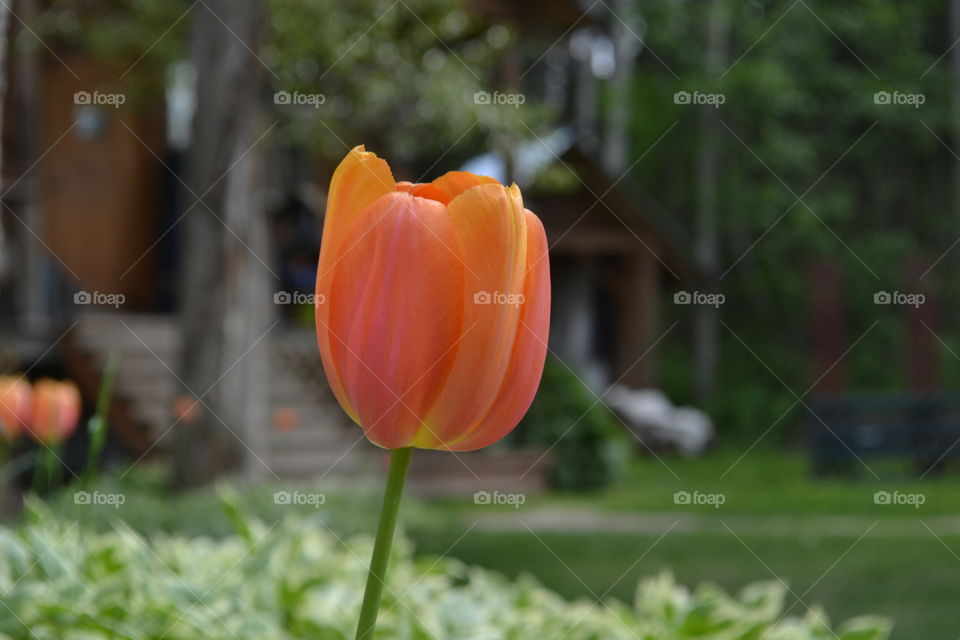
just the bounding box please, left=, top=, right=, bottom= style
left=693, top=0, right=730, bottom=405
left=10, top=0, right=47, bottom=334
left=172, top=0, right=269, bottom=487
left=572, top=29, right=599, bottom=152
left=603, top=0, right=640, bottom=174
left=0, top=0, right=8, bottom=181
left=220, top=116, right=272, bottom=480
left=952, top=0, right=960, bottom=231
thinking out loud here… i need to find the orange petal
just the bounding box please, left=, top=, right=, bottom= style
left=316, top=147, right=396, bottom=420
left=415, top=183, right=528, bottom=447
left=320, top=147, right=396, bottom=259
left=447, top=210, right=551, bottom=450
left=397, top=180, right=450, bottom=203
left=321, top=192, right=466, bottom=448
left=430, top=171, right=498, bottom=204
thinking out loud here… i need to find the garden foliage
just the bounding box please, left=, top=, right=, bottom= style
left=0, top=504, right=890, bottom=640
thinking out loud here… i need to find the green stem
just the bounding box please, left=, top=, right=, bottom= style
left=44, top=443, right=60, bottom=490
left=355, top=446, right=413, bottom=640
left=83, top=350, right=120, bottom=489
left=30, top=447, right=45, bottom=494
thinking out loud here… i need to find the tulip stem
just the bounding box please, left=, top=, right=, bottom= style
left=355, top=446, right=413, bottom=640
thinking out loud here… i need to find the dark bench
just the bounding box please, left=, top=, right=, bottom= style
left=807, top=394, right=960, bottom=476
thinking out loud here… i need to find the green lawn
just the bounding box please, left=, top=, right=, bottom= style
left=430, top=447, right=960, bottom=517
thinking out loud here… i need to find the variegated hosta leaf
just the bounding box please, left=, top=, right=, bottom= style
left=0, top=510, right=892, bottom=640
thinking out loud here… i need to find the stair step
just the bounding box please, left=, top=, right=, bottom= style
left=73, top=311, right=367, bottom=479
left=265, top=449, right=370, bottom=479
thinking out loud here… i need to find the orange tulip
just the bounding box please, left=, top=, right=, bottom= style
left=315, top=146, right=550, bottom=451
left=0, top=376, right=32, bottom=439
left=28, top=379, right=82, bottom=445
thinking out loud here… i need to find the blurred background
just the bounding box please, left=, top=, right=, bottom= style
left=1, top=0, right=959, bottom=638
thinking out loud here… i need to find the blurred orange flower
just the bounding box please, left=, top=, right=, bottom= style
left=315, top=146, right=550, bottom=451
left=0, top=376, right=32, bottom=440
left=28, top=379, right=82, bottom=445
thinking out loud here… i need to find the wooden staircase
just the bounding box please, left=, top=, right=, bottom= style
left=65, top=311, right=376, bottom=479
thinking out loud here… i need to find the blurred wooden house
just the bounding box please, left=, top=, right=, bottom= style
left=460, top=133, right=693, bottom=391
left=0, top=0, right=693, bottom=486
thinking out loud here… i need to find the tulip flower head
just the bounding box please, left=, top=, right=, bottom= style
left=316, top=146, right=550, bottom=451
left=27, top=379, right=82, bottom=445
left=0, top=376, right=32, bottom=440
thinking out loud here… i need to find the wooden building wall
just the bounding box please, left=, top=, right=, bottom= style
left=38, top=57, right=165, bottom=309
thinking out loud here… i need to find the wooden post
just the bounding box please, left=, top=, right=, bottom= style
left=616, top=248, right=660, bottom=388
left=905, top=256, right=937, bottom=393
left=808, top=260, right=845, bottom=395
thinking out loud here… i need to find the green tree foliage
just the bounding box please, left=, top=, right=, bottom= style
left=624, top=1, right=958, bottom=438
left=37, top=0, right=547, bottom=169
